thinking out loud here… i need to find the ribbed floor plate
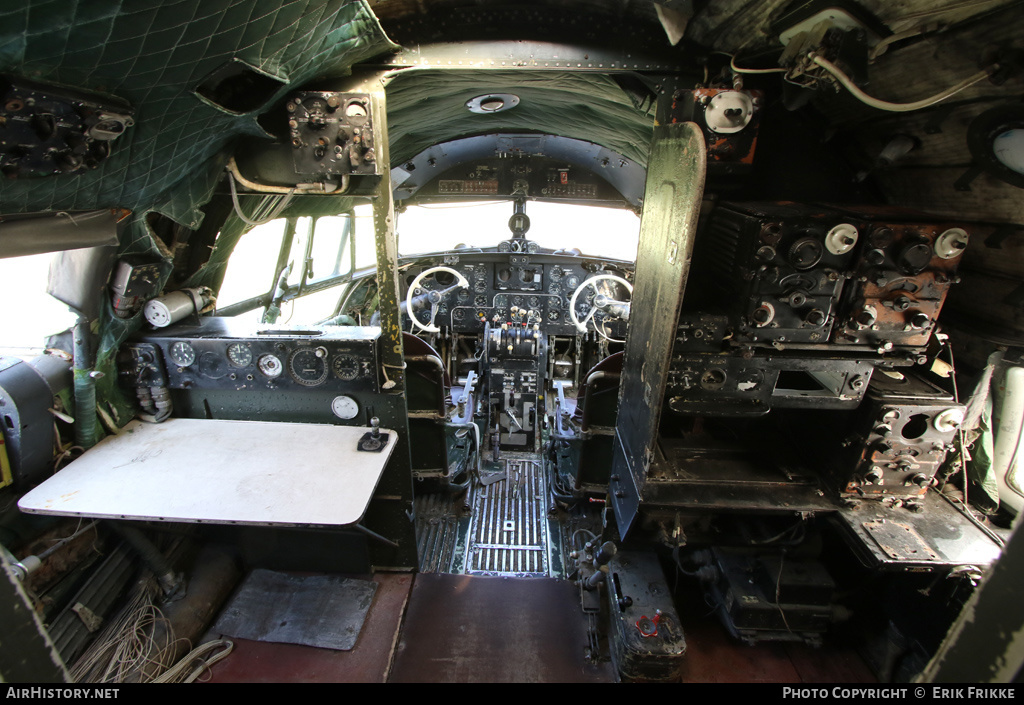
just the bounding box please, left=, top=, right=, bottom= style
left=414, top=492, right=463, bottom=573
left=466, top=457, right=552, bottom=577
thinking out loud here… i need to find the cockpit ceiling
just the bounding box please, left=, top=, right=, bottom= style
left=385, top=70, right=656, bottom=168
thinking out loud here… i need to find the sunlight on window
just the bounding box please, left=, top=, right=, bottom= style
left=397, top=201, right=641, bottom=261
left=0, top=253, right=79, bottom=358
left=218, top=219, right=288, bottom=308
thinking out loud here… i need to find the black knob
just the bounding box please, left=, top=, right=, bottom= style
left=788, top=237, right=823, bottom=270
left=752, top=305, right=773, bottom=325
left=865, top=248, right=886, bottom=266
left=805, top=309, right=826, bottom=327
left=897, top=241, right=932, bottom=275
left=869, top=227, right=894, bottom=248
left=854, top=306, right=877, bottom=327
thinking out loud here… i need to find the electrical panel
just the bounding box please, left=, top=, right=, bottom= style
left=288, top=92, right=379, bottom=177
left=0, top=77, right=133, bottom=178
left=813, top=371, right=964, bottom=499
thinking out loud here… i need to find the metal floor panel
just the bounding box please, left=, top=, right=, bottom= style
left=414, top=492, right=463, bottom=573
left=466, top=455, right=552, bottom=577
left=388, top=573, right=616, bottom=683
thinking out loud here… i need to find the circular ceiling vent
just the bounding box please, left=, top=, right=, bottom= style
left=466, top=93, right=520, bottom=114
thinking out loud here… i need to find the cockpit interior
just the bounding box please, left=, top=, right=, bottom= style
left=1, top=0, right=1023, bottom=685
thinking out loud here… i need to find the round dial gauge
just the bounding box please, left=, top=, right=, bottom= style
left=332, top=355, right=360, bottom=381
left=565, top=275, right=580, bottom=289
left=257, top=354, right=283, bottom=378
left=331, top=395, right=359, bottom=420
left=169, top=341, right=195, bottom=367
left=289, top=347, right=329, bottom=386
left=226, top=343, right=252, bottom=368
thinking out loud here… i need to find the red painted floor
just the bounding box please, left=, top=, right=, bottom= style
left=202, top=571, right=874, bottom=683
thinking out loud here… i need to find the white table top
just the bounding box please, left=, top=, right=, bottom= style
left=18, top=418, right=395, bottom=527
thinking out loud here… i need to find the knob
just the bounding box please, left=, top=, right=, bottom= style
left=853, top=305, right=877, bottom=329
left=909, top=312, right=930, bottom=329
left=804, top=309, right=826, bottom=327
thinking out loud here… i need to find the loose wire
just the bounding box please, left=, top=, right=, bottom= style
left=810, top=53, right=991, bottom=112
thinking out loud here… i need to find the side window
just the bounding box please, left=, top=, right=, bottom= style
left=217, top=204, right=378, bottom=326
left=0, top=253, right=78, bottom=358
left=218, top=218, right=289, bottom=311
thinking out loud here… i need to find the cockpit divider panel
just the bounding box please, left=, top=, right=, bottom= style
left=610, top=122, right=705, bottom=538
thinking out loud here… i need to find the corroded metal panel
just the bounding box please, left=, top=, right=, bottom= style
left=610, top=122, right=705, bottom=538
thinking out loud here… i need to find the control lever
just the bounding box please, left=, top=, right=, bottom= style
left=357, top=416, right=389, bottom=453
left=507, top=408, right=523, bottom=431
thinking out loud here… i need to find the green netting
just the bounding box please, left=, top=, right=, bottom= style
left=385, top=70, right=656, bottom=168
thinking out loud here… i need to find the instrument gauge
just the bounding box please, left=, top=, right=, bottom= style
left=549, top=268, right=563, bottom=281
left=257, top=354, right=283, bottom=378
left=528, top=296, right=540, bottom=308
left=566, top=275, right=580, bottom=289
left=289, top=347, right=329, bottom=386
left=331, top=395, right=360, bottom=420
left=332, top=355, right=360, bottom=381
left=226, top=343, right=252, bottom=368
left=169, top=342, right=195, bottom=367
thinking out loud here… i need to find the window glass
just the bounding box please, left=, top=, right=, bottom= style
left=218, top=219, right=287, bottom=308
left=309, top=215, right=352, bottom=282
left=0, top=253, right=78, bottom=359
left=218, top=204, right=377, bottom=325
left=397, top=201, right=641, bottom=261
left=285, top=217, right=314, bottom=288
left=350, top=204, right=377, bottom=270
left=279, top=287, right=345, bottom=326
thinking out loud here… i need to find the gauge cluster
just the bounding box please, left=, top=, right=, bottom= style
left=405, top=253, right=631, bottom=336
left=134, top=318, right=380, bottom=393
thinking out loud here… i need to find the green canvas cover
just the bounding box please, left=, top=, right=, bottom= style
left=385, top=69, right=656, bottom=168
